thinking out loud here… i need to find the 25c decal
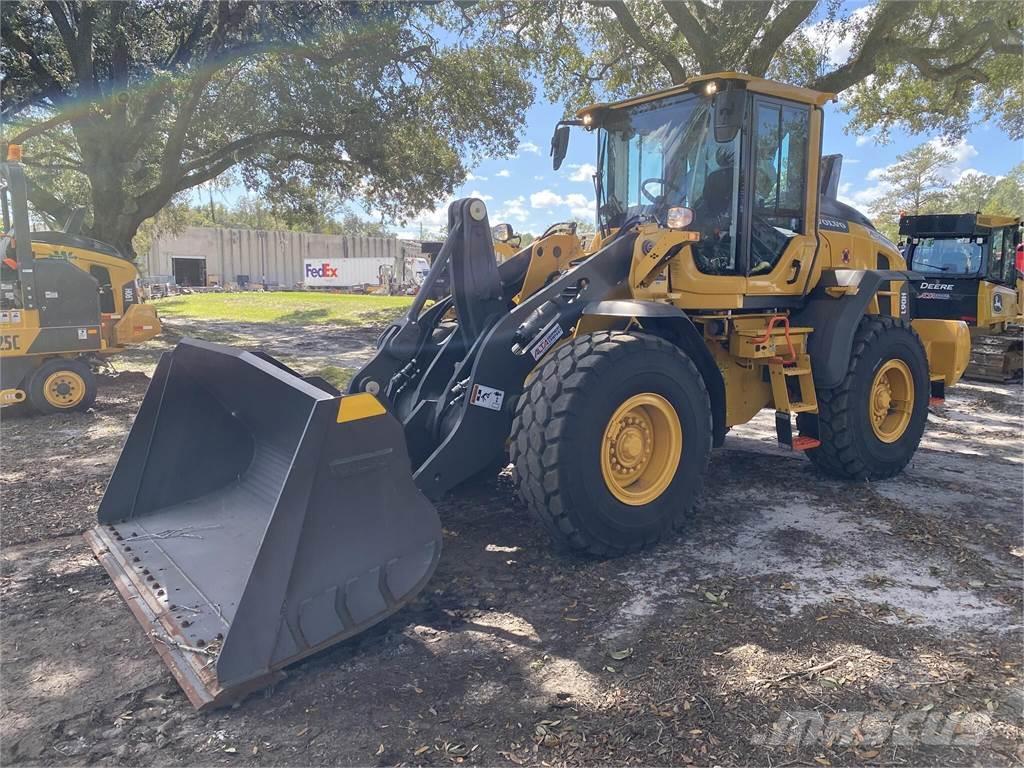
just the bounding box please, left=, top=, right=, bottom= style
left=0, top=335, right=21, bottom=350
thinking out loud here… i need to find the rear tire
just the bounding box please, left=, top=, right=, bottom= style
left=27, top=357, right=97, bottom=414
left=510, top=331, right=712, bottom=556
left=797, top=316, right=928, bottom=480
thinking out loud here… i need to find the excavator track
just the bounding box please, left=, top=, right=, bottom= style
left=965, top=327, right=1024, bottom=382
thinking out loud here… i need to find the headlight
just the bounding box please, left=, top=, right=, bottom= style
left=667, top=207, right=695, bottom=230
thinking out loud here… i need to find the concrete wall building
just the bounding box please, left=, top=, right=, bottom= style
left=143, top=226, right=422, bottom=288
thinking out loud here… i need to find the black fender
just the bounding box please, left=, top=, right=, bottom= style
left=792, top=269, right=919, bottom=390
left=582, top=300, right=727, bottom=448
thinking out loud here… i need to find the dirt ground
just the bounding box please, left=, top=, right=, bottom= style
left=2, top=317, right=1022, bottom=767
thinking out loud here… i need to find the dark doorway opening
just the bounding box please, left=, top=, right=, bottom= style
left=172, top=258, right=206, bottom=287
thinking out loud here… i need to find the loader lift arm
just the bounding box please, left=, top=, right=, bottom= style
left=351, top=199, right=641, bottom=499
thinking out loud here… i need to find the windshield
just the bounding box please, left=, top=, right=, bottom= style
left=598, top=94, right=740, bottom=233
left=908, top=237, right=984, bottom=275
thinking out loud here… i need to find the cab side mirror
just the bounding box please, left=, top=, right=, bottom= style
left=713, top=87, right=746, bottom=144
left=551, top=125, right=570, bottom=171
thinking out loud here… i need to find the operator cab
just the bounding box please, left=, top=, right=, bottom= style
left=551, top=73, right=836, bottom=304
left=901, top=213, right=1022, bottom=324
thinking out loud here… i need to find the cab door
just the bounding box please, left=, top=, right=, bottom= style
left=982, top=226, right=1019, bottom=324
left=744, top=96, right=819, bottom=302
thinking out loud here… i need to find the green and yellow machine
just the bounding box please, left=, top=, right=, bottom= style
left=85, top=73, right=970, bottom=708
left=902, top=213, right=1022, bottom=381
left=0, top=147, right=161, bottom=413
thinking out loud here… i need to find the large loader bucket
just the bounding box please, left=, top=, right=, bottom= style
left=84, top=338, right=441, bottom=709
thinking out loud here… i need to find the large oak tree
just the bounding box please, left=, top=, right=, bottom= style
left=1, top=1, right=532, bottom=255
left=470, top=0, right=1021, bottom=141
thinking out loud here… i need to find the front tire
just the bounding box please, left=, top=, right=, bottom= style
left=510, top=331, right=712, bottom=557
left=798, top=316, right=929, bottom=480
left=27, top=357, right=97, bottom=414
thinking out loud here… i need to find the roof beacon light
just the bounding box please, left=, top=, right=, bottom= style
left=582, top=113, right=593, bottom=127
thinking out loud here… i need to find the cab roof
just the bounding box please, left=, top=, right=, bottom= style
left=898, top=212, right=1022, bottom=237
left=578, top=71, right=836, bottom=119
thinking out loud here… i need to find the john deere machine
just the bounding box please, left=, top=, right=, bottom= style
left=85, top=73, right=970, bottom=709
left=901, top=213, right=1022, bottom=381
left=0, top=148, right=162, bottom=413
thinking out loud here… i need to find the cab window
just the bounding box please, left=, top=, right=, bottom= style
left=1000, top=227, right=1017, bottom=284
left=909, top=237, right=983, bottom=275
left=89, top=265, right=115, bottom=313
left=988, top=229, right=1006, bottom=283
left=748, top=100, right=809, bottom=275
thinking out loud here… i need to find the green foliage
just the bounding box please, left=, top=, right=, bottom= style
left=868, top=145, right=1023, bottom=240
left=983, top=164, right=1024, bottom=217
left=869, top=143, right=955, bottom=238
left=2, top=2, right=532, bottom=255
left=468, top=1, right=1020, bottom=138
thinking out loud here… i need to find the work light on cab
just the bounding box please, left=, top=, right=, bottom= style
left=666, top=206, right=695, bottom=230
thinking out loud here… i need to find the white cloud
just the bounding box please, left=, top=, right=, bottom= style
left=520, top=142, right=541, bottom=155
left=468, top=190, right=493, bottom=202
left=466, top=172, right=488, bottom=182
left=866, top=166, right=886, bottom=181
left=928, top=137, right=978, bottom=180
left=495, top=196, right=529, bottom=223
left=843, top=158, right=860, bottom=164
left=855, top=134, right=876, bottom=147
left=529, top=190, right=595, bottom=220
left=530, top=189, right=563, bottom=209
left=495, top=169, right=511, bottom=178
left=533, top=175, right=544, bottom=181
left=568, top=163, right=597, bottom=183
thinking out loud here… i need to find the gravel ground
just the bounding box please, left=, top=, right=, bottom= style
left=1, top=321, right=1021, bottom=767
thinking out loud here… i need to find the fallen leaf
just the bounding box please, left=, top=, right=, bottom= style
left=414, top=745, right=431, bottom=756
left=375, top=744, right=385, bottom=756
left=224, top=747, right=237, bottom=754
left=608, top=648, right=633, bottom=660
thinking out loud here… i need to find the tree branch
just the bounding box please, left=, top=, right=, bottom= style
left=659, top=0, right=719, bottom=72
left=746, top=1, right=818, bottom=76
left=589, top=1, right=688, bottom=84
left=810, top=2, right=919, bottom=93
left=24, top=175, right=75, bottom=223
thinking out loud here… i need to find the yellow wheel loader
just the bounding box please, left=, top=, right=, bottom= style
left=901, top=213, right=1022, bottom=382
left=85, top=73, right=970, bottom=709
left=0, top=147, right=162, bottom=413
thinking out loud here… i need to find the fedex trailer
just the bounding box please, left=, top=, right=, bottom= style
left=303, top=257, right=388, bottom=288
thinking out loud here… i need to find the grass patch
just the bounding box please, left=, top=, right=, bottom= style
left=152, top=291, right=412, bottom=326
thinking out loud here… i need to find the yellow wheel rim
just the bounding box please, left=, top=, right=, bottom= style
left=869, top=360, right=914, bottom=443
left=43, top=370, right=86, bottom=409
left=600, top=393, right=682, bottom=506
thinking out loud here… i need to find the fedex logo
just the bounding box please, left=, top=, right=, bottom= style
left=305, top=262, right=338, bottom=278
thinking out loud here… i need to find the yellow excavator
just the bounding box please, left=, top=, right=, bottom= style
left=1, top=147, right=162, bottom=413
left=85, top=73, right=969, bottom=709
left=901, top=213, right=1022, bottom=381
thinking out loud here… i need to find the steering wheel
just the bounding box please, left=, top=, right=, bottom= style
left=640, top=177, right=666, bottom=204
